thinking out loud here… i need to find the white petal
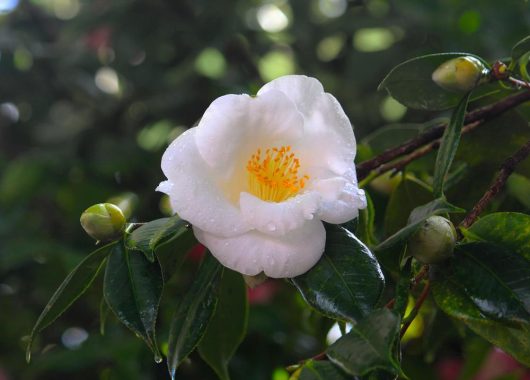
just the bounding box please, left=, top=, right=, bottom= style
left=259, top=75, right=357, bottom=175
left=311, top=168, right=367, bottom=224
left=194, top=90, right=304, bottom=175
left=239, top=191, right=321, bottom=236
left=158, top=128, right=251, bottom=238
left=193, top=220, right=326, bottom=278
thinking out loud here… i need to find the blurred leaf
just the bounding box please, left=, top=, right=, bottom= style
left=167, top=253, right=222, bottom=379
left=378, top=53, right=488, bottom=110
left=104, top=243, right=163, bottom=360
left=326, top=308, right=403, bottom=376
left=433, top=93, right=470, bottom=197
left=376, top=198, right=464, bottom=251
left=512, top=35, right=530, bottom=62
left=384, top=177, right=432, bottom=236
left=449, top=242, right=530, bottom=324
left=198, top=269, right=248, bottom=380
left=126, top=216, right=189, bottom=262
left=26, top=241, right=117, bottom=362
left=432, top=268, right=530, bottom=367
left=463, top=212, right=530, bottom=260
left=507, top=174, right=530, bottom=209
left=356, top=191, right=377, bottom=246
left=292, top=224, right=385, bottom=322
left=298, top=360, right=353, bottom=380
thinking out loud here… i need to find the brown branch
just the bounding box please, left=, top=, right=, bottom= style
left=400, top=281, right=430, bottom=338
left=374, top=120, right=481, bottom=177
left=385, top=265, right=429, bottom=310
left=459, top=139, right=530, bottom=229
left=356, top=90, right=530, bottom=180
left=508, top=77, right=530, bottom=90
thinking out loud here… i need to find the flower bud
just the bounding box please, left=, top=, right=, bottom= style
left=432, top=56, right=489, bottom=92
left=80, top=203, right=126, bottom=242
left=407, top=216, right=457, bottom=264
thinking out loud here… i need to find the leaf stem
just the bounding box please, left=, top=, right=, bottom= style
left=356, top=90, right=530, bottom=180
left=459, top=139, right=530, bottom=229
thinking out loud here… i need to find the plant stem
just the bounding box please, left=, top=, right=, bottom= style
left=507, top=76, right=530, bottom=89
left=459, top=139, right=530, bottom=229
left=356, top=90, right=530, bottom=180
left=400, top=280, right=430, bottom=338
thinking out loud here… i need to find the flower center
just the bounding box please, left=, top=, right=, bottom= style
left=246, top=145, right=309, bottom=202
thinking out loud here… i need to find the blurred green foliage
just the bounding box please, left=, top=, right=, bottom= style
left=1, top=0, right=530, bottom=379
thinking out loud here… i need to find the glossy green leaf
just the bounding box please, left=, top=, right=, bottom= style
left=449, top=242, right=530, bottom=324
left=292, top=224, right=385, bottom=322
left=167, top=253, right=222, bottom=379
left=512, top=35, right=530, bottom=62
left=376, top=197, right=464, bottom=251
left=433, top=93, right=470, bottom=197
left=507, top=174, right=530, bottom=209
left=432, top=269, right=530, bottom=367
left=464, top=212, right=530, bottom=260
left=104, top=243, right=163, bottom=360
left=26, top=241, right=117, bottom=363
left=298, top=360, right=353, bottom=380
left=198, top=269, right=248, bottom=380
left=378, top=53, right=488, bottom=110
left=384, top=177, right=432, bottom=236
left=326, top=308, right=402, bottom=376
left=126, top=216, right=189, bottom=262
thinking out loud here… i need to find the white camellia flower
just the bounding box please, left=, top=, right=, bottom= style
left=157, top=75, right=366, bottom=278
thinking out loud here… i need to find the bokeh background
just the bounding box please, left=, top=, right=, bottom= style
left=1, top=0, right=530, bottom=379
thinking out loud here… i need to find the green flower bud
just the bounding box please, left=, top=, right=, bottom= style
left=407, top=216, right=457, bottom=264
left=80, top=203, right=126, bottom=242
left=432, top=56, right=489, bottom=92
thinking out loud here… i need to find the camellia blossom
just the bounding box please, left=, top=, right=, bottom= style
left=157, top=75, right=366, bottom=278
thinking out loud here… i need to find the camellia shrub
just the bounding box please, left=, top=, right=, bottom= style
left=27, top=35, right=530, bottom=380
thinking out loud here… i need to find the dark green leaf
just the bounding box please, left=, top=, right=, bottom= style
left=198, top=269, right=248, bottom=380
left=298, top=360, right=354, bottom=380
left=376, top=198, right=464, bottom=251
left=384, top=177, right=432, bottom=236
left=167, top=253, right=222, bottom=379
left=326, top=308, right=403, bottom=377
left=433, top=93, right=470, bottom=197
left=292, top=224, right=385, bottom=322
left=26, top=241, right=116, bottom=363
left=432, top=269, right=530, bottom=367
left=512, top=35, right=530, bottom=62
left=126, top=216, right=189, bottom=262
left=104, top=243, right=163, bottom=360
left=449, top=242, right=530, bottom=324
left=463, top=212, right=530, bottom=260
left=378, top=53, right=488, bottom=110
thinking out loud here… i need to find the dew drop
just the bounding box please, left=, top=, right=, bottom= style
left=154, top=353, right=163, bottom=363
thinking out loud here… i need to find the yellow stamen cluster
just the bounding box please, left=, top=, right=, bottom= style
left=246, top=145, right=309, bottom=203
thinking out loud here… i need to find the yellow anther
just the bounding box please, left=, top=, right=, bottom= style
left=246, top=145, right=309, bottom=202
